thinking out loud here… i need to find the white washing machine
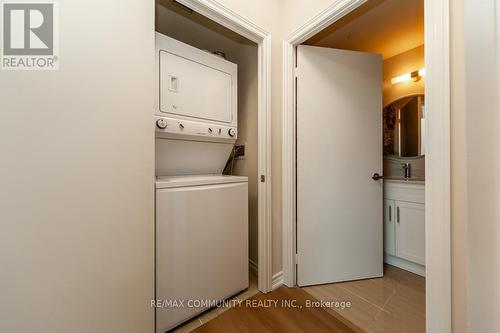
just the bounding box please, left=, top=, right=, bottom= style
left=155, top=175, right=248, bottom=333
left=154, top=33, right=248, bottom=333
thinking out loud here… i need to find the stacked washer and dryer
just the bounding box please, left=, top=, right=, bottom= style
left=154, top=32, right=249, bottom=333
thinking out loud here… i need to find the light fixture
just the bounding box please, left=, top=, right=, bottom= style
left=391, top=68, right=426, bottom=85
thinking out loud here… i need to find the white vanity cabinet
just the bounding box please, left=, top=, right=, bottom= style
left=383, top=180, right=425, bottom=276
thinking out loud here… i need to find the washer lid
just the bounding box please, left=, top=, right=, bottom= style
left=155, top=174, right=248, bottom=189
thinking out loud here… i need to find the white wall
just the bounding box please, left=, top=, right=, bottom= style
left=450, top=0, right=500, bottom=331
left=461, top=0, right=500, bottom=331
left=0, top=1, right=155, bottom=332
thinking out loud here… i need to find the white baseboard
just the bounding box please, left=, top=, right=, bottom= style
left=272, top=271, right=284, bottom=290
left=249, top=259, right=258, bottom=275
left=385, top=254, right=426, bottom=277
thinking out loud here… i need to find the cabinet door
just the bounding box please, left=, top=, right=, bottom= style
left=384, top=199, right=396, bottom=256
left=395, top=201, right=425, bottom=265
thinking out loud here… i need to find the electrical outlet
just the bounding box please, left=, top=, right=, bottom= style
left=234, top=144, right=245, bottom=160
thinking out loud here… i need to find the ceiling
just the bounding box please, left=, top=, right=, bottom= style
left=157, top=0, right=253, bottom=45
left=304, top=0, right=424, bottom=59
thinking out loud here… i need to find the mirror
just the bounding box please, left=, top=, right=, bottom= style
left=383, top=94, right=425, bottom=157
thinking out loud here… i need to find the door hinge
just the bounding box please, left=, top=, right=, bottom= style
left=294, top=67, right=299, bottom=78
left=260, top=175, right=266, bottom=183
left=295, top=253, right=299, bottom=264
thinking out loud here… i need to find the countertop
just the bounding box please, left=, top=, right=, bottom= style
left=384, top=177, right=425, bottom=185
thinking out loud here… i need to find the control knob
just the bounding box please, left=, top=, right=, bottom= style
left=156, top=119, right=167, bottom=129
left=228, top=128, right=236, bottom=137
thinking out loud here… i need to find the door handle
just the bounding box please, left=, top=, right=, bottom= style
left=389, top=206, right=392, bottom=222
left=372, top=173, right=384, bottom=181
left=397, top=206, right=400, bottom=223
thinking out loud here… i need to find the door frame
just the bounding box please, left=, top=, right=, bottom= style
left=176, top=0, right=273, bottom=293
left=281, top=0, right=451, bottom=332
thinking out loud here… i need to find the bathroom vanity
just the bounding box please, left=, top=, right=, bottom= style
left=383, top=179, right=425, bottom=276
left=382, top=94, right=426, bottom=276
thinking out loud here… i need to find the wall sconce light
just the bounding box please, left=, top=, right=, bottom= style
left=391, top=68, right=426, bottom=85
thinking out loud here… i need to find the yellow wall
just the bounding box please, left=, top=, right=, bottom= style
left=383, top=45, right=425, bottom=106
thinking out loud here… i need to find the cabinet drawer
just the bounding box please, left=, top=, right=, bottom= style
left=384, top=181, right=425, bottom=204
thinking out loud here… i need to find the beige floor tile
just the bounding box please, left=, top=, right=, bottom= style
left=384, top=264, right=425, bottom=293
left=303, top=264, right=426, bottom=333
left=384, top=284, right=425, bottom=319
left=367, top=305, right=425, bottom=333
left=304, top=283, right=383, bottom=331
left=379, top=265, right=404, bottom=289
left=337, top=277, right=396, bottom=309
left=169, top=272, right=258, bottom=332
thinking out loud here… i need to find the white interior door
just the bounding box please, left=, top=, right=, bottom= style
left=297, top=45, right=383, bottom=286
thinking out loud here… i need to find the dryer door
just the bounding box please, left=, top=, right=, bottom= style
left=159, top=50, right=234, bottom=123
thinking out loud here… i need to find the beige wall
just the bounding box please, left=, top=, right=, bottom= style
left=383, top=45, right=425, bottom=106
left=232, top=44, right=260, bottom=266
left=213, top=0, right=283, bottom=274
left=0, top=0, right=155, bottom=332
left=156, top=2, right=260, bottom=266
left=450, top=0, right=469, bottom=331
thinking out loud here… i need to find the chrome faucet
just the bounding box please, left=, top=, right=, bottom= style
left=402, top=163, right=411, bottom=179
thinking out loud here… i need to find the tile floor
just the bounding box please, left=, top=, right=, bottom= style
left=169, top=264, right=424, bottom=333
left=302, top=264, right=425, bottom=333
left=171, top=272, right=259, bottom=333
left=191, top=285, right=356, bottom=333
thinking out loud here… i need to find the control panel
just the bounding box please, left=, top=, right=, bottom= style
left=155, top=116, right=237, bottom=142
